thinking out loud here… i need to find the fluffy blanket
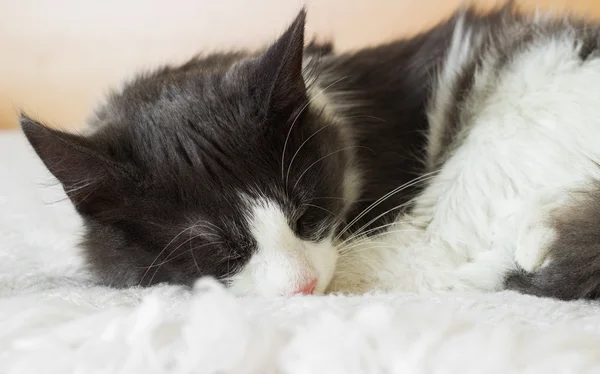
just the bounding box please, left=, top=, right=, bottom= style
left=2, top=130, right=600, bottom=374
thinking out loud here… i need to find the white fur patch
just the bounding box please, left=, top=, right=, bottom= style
left=228, top=197, right=338, bottom=296
left=426, top=13, right=479, bottom=169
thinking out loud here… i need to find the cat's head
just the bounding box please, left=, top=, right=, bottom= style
left=22, top=10, right=357, bottom=296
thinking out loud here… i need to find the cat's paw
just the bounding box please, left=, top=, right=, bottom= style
left=453, top=249, right=513, bottom=292
left=515, top=195, right=565, bottom=272
left=515, top=220, right=556, bottom=272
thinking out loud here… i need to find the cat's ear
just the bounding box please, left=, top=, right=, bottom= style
left=254, top=9, right=308, bottom=113
left=21, top=114, right=123, bottom=216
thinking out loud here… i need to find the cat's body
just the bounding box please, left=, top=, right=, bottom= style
left=21, top=11, right=444, bottom=296
left=331, top=8, right=600, bottom=300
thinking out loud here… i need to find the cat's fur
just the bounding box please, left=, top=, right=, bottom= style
left=330, top=5, right=600, bottom=300
left=21, top=10, right=445, bottom=296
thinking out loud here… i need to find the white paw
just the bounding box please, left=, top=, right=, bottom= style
left=515, top=220, right=556, bottom=272
left=453, top=249, right=513, bottom=292
left=515, top=195, right=564, bottom=272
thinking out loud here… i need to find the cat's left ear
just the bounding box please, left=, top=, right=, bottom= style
left=20, top=114, right=125, bottom=217
left=254, top=9, right=308, bottom=113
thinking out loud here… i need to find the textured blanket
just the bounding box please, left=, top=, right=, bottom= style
left=2, top=130, right=600, bottom=373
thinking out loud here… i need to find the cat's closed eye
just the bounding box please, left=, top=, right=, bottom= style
left=295, top=207, right=333, bottom=241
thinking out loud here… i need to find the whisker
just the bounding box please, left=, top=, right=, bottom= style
left=190, top=247, right=201, bottom=274
left=73, top=184, right=101, bottom=206
left=337, top=227, right=423, bottom=256
left=349, top=114, right=387, bottom=123
left=338, top=243, right=400, bottom=259
left=227, top=250, right=231, bottom=276
left=197, top=220, right=225, bottom=235
left=285, top=113, right=386, bottom=188
left=311, top=196, right=347, bottom=201
left=339, top=199, right=416, bottom=246
left=147, top=231, right=210, bottom=285
left=63, top=180, right=96, bottom=195
left=142, top=240, right=223, bottom=269
left=300, top=203, right=347, bottom=223
left=281, top=76, right=348, bottom=183
left=147, top=237, right=224, bottom=285
left=336, top=221, right=399, bottom=247
left=338, top=240, right=391, bottom=253
left=139, top=226, right=193, bottom=286
left=150, top=225, right=220, bottom=273
left=334, top=171, right=439, bottom=241
left=139, top=222, right=220, bottom=286
left=337, top=246, right=400, bottom=260
left=286, top=122, right=337, bottom=188
left=292, top=146, right=373, bottom=191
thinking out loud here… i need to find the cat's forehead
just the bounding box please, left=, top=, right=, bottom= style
left=92, top=69, right=277, bottom=161
left=97, top=58, right=260, bottom=128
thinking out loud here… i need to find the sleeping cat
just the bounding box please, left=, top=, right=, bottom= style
left=21, top=10, right=445, bottom=296
left=24, top=5, right=600, bottom=300
left=329, top=5, right=600, bottom=300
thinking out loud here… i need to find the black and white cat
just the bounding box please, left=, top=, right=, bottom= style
left=21, top=10, right=442, bottom=296
left=23, top=5, right=600, bottom=300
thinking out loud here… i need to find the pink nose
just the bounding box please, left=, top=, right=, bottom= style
left=292, top=278, right=318, bottom=295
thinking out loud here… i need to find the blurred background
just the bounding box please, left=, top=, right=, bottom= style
left=2, top=0, right=600, bottom=130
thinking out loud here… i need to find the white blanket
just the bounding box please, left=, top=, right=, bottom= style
left=2, top=130, right=600, bottom=373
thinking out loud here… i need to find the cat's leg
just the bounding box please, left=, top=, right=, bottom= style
left=506, top=183, right=600, bottom=300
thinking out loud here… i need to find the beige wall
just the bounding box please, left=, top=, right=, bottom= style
left=2, top=0, right=600, bottom=130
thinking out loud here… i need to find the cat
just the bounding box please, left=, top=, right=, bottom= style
left=26, top=5, right=600, bottom=301
left=329, top=4, right=600, bottom=300
left=21, top=9, right=449, bottom=296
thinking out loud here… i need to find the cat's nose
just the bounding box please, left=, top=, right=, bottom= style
left=292, top=278, right=318, bottom=295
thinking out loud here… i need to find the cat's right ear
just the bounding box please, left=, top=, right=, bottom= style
left=21, top=114, right=122, bottom=216
left=253, top=9, right=308, bottom=114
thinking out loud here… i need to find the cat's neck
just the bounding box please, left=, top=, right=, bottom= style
left=301, top=35, right=450, bottom=235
